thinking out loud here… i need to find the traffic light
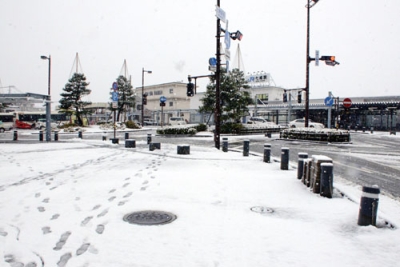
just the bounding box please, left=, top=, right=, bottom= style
left=142, top=94, right=147, bottom=105
left=283, top=91, right=287, bottom=103
left=230, top=30, right=243, bottom=41
left=298, top=91, right=302, bottom=103
left=320, top=55, right=339, bottom=66
left=187, top=82, right=194, bottom=97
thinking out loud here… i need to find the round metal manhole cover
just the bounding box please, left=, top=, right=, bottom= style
left=251, top=206, right=274, bottom=214
left=123, top=210, right=177, bottom=225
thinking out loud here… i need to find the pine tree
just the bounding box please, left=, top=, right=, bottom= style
left=59, top=73, right=92, bottom=126
left=199, top=68, right=253, bottom=124
left=109, top=75, right=135, bottom=121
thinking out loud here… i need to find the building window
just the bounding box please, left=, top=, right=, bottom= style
left=154, top=90, right=163, bottom=95
left=169, top=102, right=174, bottom=107
left=169, top=88, right=174, bottom=94
left=148, top=91, right=153, bottom=96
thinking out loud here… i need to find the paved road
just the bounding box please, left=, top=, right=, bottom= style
left=2, top=129, right=399, bottom=198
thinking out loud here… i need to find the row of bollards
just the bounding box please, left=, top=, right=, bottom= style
left=296, top=152, right=380, bottom=227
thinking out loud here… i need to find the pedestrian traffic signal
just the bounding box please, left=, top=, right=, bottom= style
left=187, top=83, right=194, bottom=97
left=142, top=94, right=147, bottom=105
left=283, top=91, right=288, bottom=103
left=298, top=91, right=302, bottom=103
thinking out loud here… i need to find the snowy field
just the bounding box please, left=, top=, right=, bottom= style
left=1, top=137, right=400, bottom=267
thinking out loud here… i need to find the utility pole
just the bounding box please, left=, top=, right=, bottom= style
left=215, top=0, right=222, bottom=149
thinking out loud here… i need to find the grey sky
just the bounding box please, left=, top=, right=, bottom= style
left=1, top=0, right=399, bottom=104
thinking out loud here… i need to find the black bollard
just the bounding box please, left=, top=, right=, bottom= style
left=370, top=127, right=374, bottom=134
left=358, top=186, right=380, bottom=226
left=39, top=130, right=44, bottom=141
left=320, top=163, right=334, bottom=198
left=125, top=132, right=129, bottom=140
left=222, top=137, right=228, bottom=152
left=297, top=152, right=308, bottom=179
left=125, top=139, right=136, bottom=148
left=263, top=144, right=271, bottom=163
left=102, top=132, right=107, bottom=141
left=54, top=131, right=59, bottom=141
left=280, top=147, right=289, bottom=170
left=243, top=140, right=250, bottom=157
left=13, top=130, right=18, bottom=141
left=147, top=133, right=152, bottom=144
left=78, top=131, right=83, bottom=139
left=111, top=138, right=119, bottom=144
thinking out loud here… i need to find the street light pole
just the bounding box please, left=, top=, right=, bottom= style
left=305, top=0, right=319, bottom=127
left=41, top=55, right=51, bottom=141
left=215, top=0, right=222, bottom=149
left=141, top=68, right=152, bottom=126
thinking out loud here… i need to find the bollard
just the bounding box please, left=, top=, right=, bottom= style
left=78, top=131, right=83, bottom=139
left=243, top=140, right=250, bottom=157
left=320, top=163, right=334, bottom=198
left=125, top=139, right=136, bottom=148
left=102, top=132, right=107, bottom=141
left=177, top=145, right=190, bottom=155
left=358, top=185, right=380, bottom=226
left=54, top=131, right=59, bottom=141
left=125, top=132, right=129, bottom=140
left=297, top=152, right=308, bottom=179
left=110, top=138, right=119, bottom=144
left=222, top=137, right=228, bottom=152
left=263, top=144, right=271, bottom=163
left=13, top=130, right=18, bottom=141
left=363, top=127, right=366, bottom=133
left=147, top=133, right=152, bottom=144
left=280, top=147, right=289, bottom=170
left=39, top=130, right=44, bottom=141
left=265, top=132, right=272, bottom=138
left=370, top=127, right=374, bottom=134
left=149, top=142, right=161, bottom=151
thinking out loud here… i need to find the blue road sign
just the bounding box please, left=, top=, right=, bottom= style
left=112, top=91, right=119, bottom=102
left=112, top=82, right=118, bottom=91
left=209, top=57, right=217, bottom=66
left=160, top=96, right=167, bottom=103
left=324, top=96, right=334, bottom=107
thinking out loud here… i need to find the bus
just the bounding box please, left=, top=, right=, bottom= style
left=0, top=113, right=14, bottom=132
left=14, top=111, right=70, bottom=129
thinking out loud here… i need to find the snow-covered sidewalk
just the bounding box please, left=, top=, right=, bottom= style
left=1, top=139, right=399, bottom=267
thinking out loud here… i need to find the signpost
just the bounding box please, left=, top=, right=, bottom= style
left=160, top=96, right=167, bottom=127
left=325, top=94, right=334, bottom=128
left=111, top=82, right=119, bottom=139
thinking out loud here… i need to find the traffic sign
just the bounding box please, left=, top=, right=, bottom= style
left=324, top=96, right=334, bottom=107
left=111, top=91, right=119, bottom=102
left=160, top=96, right=167, bottom=103
left=343, top=98, right=352, bottom=108
left=209, top=57, right=217, bottom=66
left=215, top=6, right=226, bottom=23
left=112, top=101, right=118, bottom=108
left=112, top=82, right=118, bottom=91
left=315, top=50, right=320, bottom=66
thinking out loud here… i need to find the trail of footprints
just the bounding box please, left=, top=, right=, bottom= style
left=2, top=154, right=166, bottom=266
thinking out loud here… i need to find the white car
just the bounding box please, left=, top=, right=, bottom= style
left=247, top=117, right=279, bottom=127
left=169, top=117, right=187, bottom=126
left=289, top=119, right=324, bottom=128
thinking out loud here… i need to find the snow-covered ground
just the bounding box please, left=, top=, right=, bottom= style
left=1, top=134, right=400, bottom=267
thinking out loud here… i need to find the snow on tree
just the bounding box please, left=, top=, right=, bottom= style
left=59, top=73, right=92, bottom=126
left=109, top=75, right=135, bottom=122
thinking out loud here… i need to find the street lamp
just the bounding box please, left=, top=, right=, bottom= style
left=41, top=55, right=51, bottom=141
left=141, top=68, right=152, bottom=125
left=305, top=0, right=320, bottom=127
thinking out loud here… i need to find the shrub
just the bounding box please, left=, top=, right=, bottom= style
left=125, top=120, right=141, bottom=129
left=157, top=126, right=197, bottom=135
left=195, top=123, right=208, bottom=132
left=221, top=122, right=244, bottom=134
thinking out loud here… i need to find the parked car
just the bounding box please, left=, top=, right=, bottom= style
left=247, top=117, right=279, bottom=127
left=35, top=118, right=59, bottom=129
left=143, top=119, right=157, bottom=126
left=169, top=117, right=187, bottom=126
left=289, top=119, right=324, bottom=128
left=0, top=121, right=13, bottom=133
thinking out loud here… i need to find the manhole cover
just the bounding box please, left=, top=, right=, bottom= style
left=251, top=206, right=274, bottom=214
left=123, top=210, right=177, bottom=225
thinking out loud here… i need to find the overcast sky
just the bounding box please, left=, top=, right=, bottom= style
left=1, top=0, right=399, bottom=104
